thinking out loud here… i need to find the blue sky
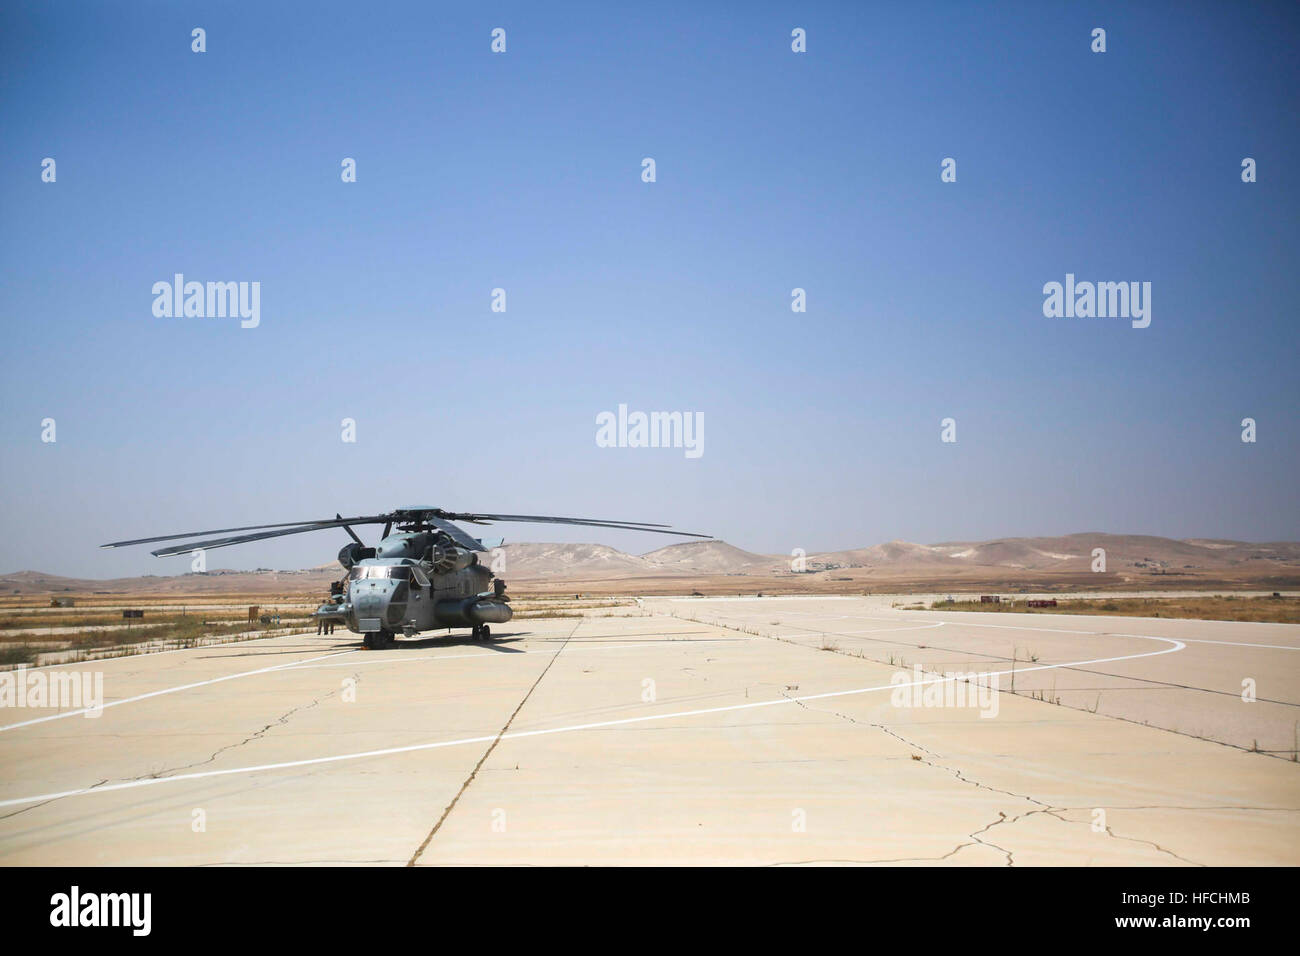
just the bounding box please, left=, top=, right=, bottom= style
left=1, top=1, right=1297, bottom=577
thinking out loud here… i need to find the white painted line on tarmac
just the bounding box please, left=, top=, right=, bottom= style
left=1178, top=638, right=1300, bottom=650
left=812, top=623, right=947, bottom=637
left=284, top=639, right=739, bottom=670
left=0, top=633, right=1184, bottom=809
left=8, top=630, right=320, bottom=672
left=0, top=649, right=358, bottom=732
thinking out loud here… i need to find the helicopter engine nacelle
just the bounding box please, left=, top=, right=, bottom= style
left=429, top=543, right=476, bottom=573
left=338, top=542, right=377, bottom=569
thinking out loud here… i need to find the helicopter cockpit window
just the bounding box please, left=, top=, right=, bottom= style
left=348, top=565, right=413, bottom=581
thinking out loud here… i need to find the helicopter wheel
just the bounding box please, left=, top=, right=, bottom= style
left=364, top=630, right=393, bottom=650
left=472, top=625, right=491, bottom=641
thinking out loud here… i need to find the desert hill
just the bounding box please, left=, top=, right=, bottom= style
left=3, top=533, right=1298, bottom=595
left=640, top=540, right=772, bottom=574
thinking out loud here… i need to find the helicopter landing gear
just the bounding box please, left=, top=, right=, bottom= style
left=364, top=630, right=394, bottom=650
left=472, top=625, right=492, bottom=642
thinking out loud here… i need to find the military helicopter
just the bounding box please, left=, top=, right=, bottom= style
left=101, top=506, right=710, bottom=649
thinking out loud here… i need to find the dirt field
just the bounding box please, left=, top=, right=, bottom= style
left=928, top=595, right=1300, bottom=624
left=0, top=595, right=321, bottom=666
left=506, top=568, right=1300, bottom=597
left=4, top=587, right=1298, bottom=669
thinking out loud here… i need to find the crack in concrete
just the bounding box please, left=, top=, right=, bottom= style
left=0, top=779, right=109, bottom=821
left=687, top=610, right=1300, bottom=760
left=766, top=844, right=982, bottom=865
left=780, top=687, right=1207, bottom=866
left=46, top=675, right=364, bottom=799
left=780, top=688, right=1025, bottom=864
left=142, top=675, right=358, bottom=779
left=406, top=620, right=582, bottom=866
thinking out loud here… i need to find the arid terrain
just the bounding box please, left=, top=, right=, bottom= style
left=3, top=534, right=1297, bottom=865
left=5, top=533, right=1299, bottom=600
left=4, top=531, right=1298, bottom=671
left=928, top=595, right=1300, bottom=624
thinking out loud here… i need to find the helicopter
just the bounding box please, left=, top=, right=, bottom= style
left=101, top=506, right=710, bottom=649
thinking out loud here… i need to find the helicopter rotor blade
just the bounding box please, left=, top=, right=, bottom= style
left=103, top=507, right=711, bottom=560
left=101, top=516, right=388, bottom=549
left=445, top=512, right=673, bottom=528
left=436, top=512, right=711, bottom=539
left=424, top=516, right=490, bottom=552
left=144, top=517, right=391, bottom=557
left=149, top=520, right=384, bottom=556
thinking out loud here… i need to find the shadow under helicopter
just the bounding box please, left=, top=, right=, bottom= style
left=349, top=632, right=530, bottom=653
left=189, top=632, right=529, bottom=662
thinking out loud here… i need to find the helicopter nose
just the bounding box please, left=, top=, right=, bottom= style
left=351, top=578, right=394, bottom=629
left=350, top=578, right=409, bottom=631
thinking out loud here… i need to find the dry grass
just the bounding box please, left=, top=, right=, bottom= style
left=0, top=610, right=243, bottom=631
left=926, top=595, right=1300, bottom=624
left=0, top=644, right=37, bottom=666
left=0, top=592, right=319, bottom=611
left=0, top=613, right=317, bottom=668
left=510, top=597, right=640, bottom=619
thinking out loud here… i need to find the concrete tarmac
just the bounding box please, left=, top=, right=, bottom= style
left=0, top=597, right=1296, bottom=865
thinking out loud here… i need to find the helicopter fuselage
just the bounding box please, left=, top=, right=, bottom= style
left=318, top=530, right=511, bottom=647
left=103, top=504, right=706, bottom=651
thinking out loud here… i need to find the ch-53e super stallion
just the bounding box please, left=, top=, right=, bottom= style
left=102, top=506, right=710, bottom=649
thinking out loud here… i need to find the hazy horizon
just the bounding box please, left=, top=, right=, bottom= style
left=5, top=528, right=1299, bottom=581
